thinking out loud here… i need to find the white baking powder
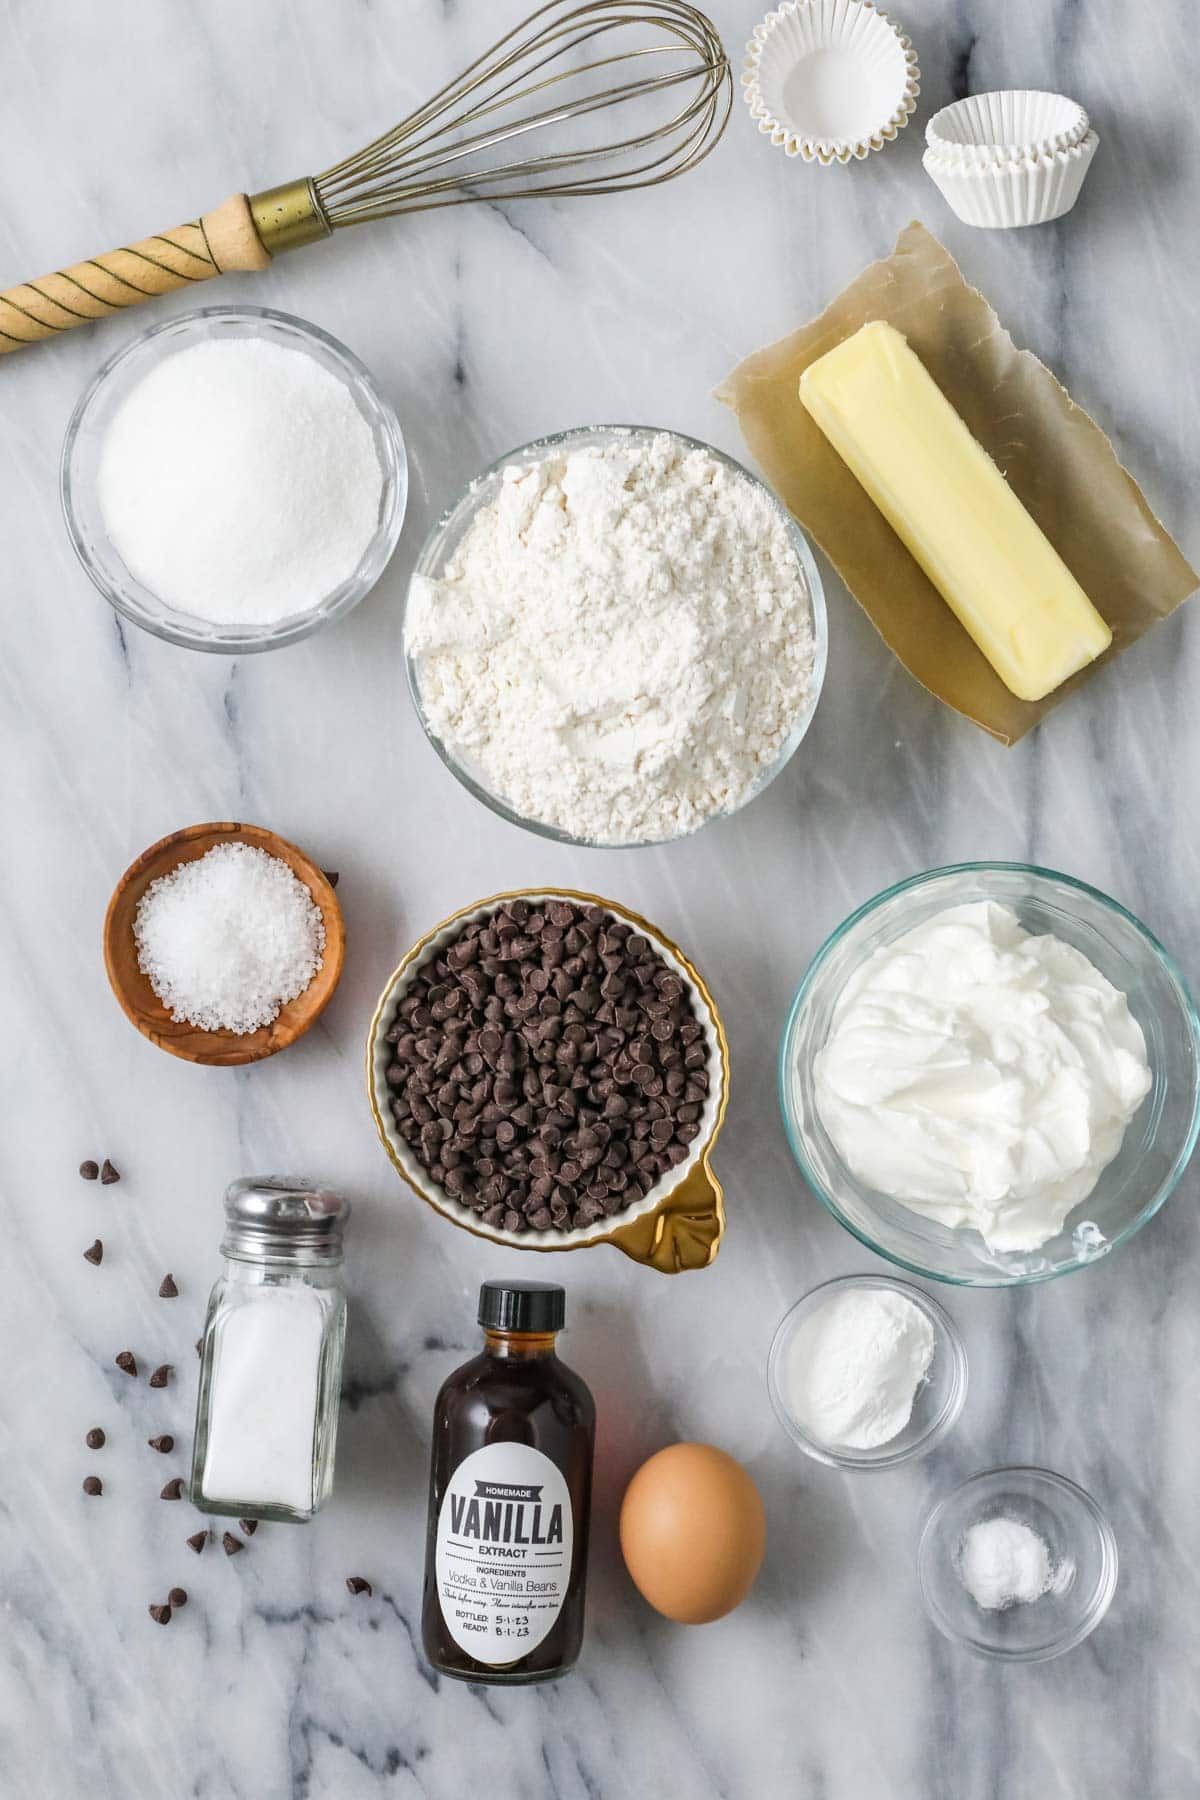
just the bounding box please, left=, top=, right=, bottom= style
left=406, top=433, right=815, bottom=844
left=958, top=1516, right=1063, bottom=1610
left=134, top=842, right=325, bottom=1034
left=98, top=338, right=383, bottom=624
left=782, top=1286, right=935, bottom=1450
left=201, top=1285, right=325, bottom=1511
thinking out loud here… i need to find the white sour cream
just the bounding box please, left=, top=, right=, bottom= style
left=813, top=901, right=1152, bottom=1253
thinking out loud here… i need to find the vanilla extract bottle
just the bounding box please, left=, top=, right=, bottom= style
left=421, top=1281, right=596, bottom=1684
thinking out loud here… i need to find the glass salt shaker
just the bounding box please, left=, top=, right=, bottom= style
left=190, top=1177, right=350, bottom=1523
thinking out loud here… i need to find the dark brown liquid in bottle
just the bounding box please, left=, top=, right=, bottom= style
left=421, top=1328, right=595, bottom=1684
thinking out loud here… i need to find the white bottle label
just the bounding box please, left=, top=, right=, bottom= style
left=434, top=1442, right=573, bottom=1667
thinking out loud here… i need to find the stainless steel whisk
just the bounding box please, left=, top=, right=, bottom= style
left=0, top=1, right=730, bottom=354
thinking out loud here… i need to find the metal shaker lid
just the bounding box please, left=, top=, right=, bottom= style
left=222, top=1176, right=350, bottom=1264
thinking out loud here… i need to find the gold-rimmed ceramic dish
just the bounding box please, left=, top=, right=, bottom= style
left=367, top=889, right=729, bottom=1272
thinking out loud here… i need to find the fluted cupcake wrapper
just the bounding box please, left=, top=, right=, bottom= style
left=742, top=0, right=920, bottom=165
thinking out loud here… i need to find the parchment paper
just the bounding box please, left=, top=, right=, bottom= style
left=715, top=221, right=1198, bottom=744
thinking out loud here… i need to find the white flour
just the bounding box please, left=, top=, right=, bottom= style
left=406, top=433, right=815, bottom=844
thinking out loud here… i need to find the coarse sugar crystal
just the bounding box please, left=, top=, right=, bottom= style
left=134, top=842, right=325, bottom=1034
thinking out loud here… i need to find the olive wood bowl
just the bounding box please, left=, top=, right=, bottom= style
left=104, top=821, right=344, bottom=1066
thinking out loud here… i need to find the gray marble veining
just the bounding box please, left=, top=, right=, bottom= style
left=2, top=1, right=1198, bottom=1795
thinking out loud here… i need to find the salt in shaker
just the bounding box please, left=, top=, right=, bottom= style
left=190, top=1176, right=350, bottom=1522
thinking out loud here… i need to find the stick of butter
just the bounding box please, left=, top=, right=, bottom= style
left=798, top=320, right=1112, bottom=703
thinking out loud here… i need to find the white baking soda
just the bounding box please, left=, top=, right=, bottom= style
left=201, top=1285, right=326, bottom=1511
left=98, top=337, right=383, bottom=624
left=958, top=1516, right=1066, bottom=1611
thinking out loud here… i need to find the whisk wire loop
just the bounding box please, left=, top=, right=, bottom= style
left=313, top=1, right=730, bottom=225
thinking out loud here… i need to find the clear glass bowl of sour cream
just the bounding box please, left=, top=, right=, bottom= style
left=779, top=863, right=1200, bottom=1287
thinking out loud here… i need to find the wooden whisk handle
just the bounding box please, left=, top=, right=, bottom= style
left=0, top=194, right=270, bottom=355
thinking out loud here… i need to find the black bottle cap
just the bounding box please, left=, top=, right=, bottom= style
left=478, top=1280, right=566, bottom=1334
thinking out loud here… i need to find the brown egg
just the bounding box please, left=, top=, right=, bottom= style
left=619, top=1442, right=766, bottom=1624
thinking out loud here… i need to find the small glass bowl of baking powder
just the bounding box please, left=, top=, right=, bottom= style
left=61, top=306, right=408, bottom=654
left=402, top=423, right=828, bottom=847
left=767, top=1274, right=967, bottom=1470
left=918, top=1467, right=1119, bottom=1661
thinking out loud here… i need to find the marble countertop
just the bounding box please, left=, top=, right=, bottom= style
left=3, top=1, right=1198, bottom=1795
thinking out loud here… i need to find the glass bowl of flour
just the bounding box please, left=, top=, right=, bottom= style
left=62, top=306, right=408, bottom=653
left=403, top=424, right=827, bottom=846
left=780, top=862, right=1200, bottom=1286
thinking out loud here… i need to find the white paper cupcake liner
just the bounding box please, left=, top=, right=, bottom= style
left=742, top=0, right=920, bottom=165
left=923, top=129, right=1099, bottom=227
left=925, top=90, right=1089, bottom=167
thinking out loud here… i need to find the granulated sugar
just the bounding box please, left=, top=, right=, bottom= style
left=406, top=433, right=815, bottom=845
left=98, top=338, right=383, bottom=624
left=134, top=843, right=325, bottom=1034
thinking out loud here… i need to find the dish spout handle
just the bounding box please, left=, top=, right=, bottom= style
left=607, top=1157, right=725, bottom=1274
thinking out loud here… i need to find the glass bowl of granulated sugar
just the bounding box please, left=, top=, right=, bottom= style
left=403, top=424, right=828, bottom=847
left=62, top=306, right=408, bottom=653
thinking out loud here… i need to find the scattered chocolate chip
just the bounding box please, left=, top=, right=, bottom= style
left=85, top=1427, right=105, bottom=1450
left=323, top=870, right=340, bottom=888
left=79, top=1160, right=99, bottom=1181
left=115, top=1351, right=138, bottom=1378
left=148, top=1435, right=174, bottom=1454
left=149, top=1364, right=171, bottom=1389
left=168, top=1587, right=188, bottom=1608
left=345, top=1576, right=372, bottom=1597
left=160, top=1478, right=184, bottom=1501
left=238, top=1519, right=259, bottom=1536
left=222, top=1532, right=243, bottom=1556
left=82, top=1475, right=102, bottom=1496
left=83, top=1239, right=103, bottom=1266
left=186, top=1532, right=208, bottom=1555
left=158, top=1273, right=178, bottom=1299
left=148, top=1604, right=171, bottom=1625
left=99, top=1160, right=120, bottom=1186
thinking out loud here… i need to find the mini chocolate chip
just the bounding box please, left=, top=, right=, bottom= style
left=79, top=1160, right=99, bottom=1181
left=148, top=1604, right=171, bottom=1625
left=85, top=1428, right=105, bottom=1450
left=158, top=1273, right=178, bottom=1299
left=186, top=1532, right=208, bottom=1555
left=323, top=870, right=340, bottom=888
left=99, top=1160, right=120, bottom=1185
left=239, top=1520, right=259, bottom=1536
left=83, top=1239, right=103, bottom=1266
left=149, top=1364, right=171, bottom=1389
left=168, top=1587, right=188, bottom=1608
left=346, top=1576, right=372, bottom=1596
left=82, top=1475, right=102, bottom=1496
left=160, top=1479, right=184, bottom=1501
left=115, top=1351, right=137, bottom=1378
left=148, top=1435, right=174, bottom=1454
left=222, top=1532, right=243, bottom=1556
left=382, top=902, right=708, bottom=1236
